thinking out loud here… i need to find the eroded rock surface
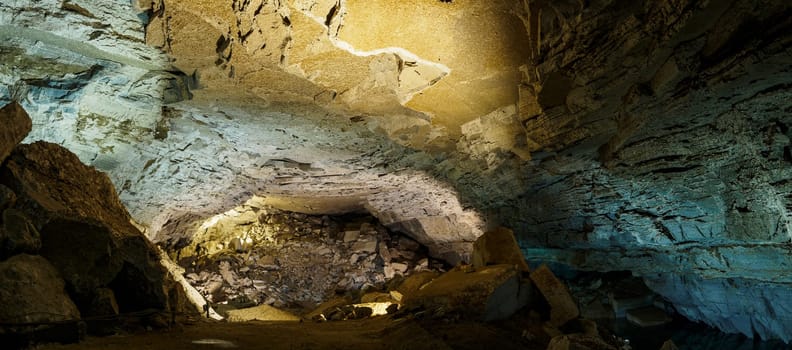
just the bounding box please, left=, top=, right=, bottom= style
left=2, top=0, right=792, bottom=342
left=1, top=141, right=174, bottom=313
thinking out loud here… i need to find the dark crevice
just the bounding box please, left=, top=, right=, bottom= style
left=325, top=2, right=339, bottom=27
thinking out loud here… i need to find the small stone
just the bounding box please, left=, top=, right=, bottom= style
left=389, top=290, right=404, bottom=302
left=378, top=242, right=391, bottom=262
left=343, top=230, right=360, bottom=242
left=352, top=240, right=377, bottom=253
left=390, top=262, right=408, bottom=275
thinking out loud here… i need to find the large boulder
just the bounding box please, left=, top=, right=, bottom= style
left=0, top=254, right=82, bottom=346
left=404, top=264, right=531, bottom=321
left=0, top=102, right=32, bottom=164
left=472, top=227, right=529, bottom=272
left=0, top=208, right=41, bottom=259
left=0, top=141, right=173, bottom=313
left=0, top=185, right=15, bottom=212
left=530, top=265, right=580, bottom=327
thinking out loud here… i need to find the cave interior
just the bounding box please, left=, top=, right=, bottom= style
left=1, top=0, right=792, bottom=349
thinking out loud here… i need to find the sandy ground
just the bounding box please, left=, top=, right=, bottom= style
left=35, top=316, right=537, bottom=350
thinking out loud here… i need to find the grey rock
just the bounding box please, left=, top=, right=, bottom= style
left=472, top=227, right=529, bottom=272
left=529, top=265, right=579, bottom=327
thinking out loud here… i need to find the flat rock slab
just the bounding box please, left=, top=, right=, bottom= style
left=226, top=304, right=300, bottom=322
left=406, top=264, right=530, bottom=321
left=529, top=265, right=579, bottom=326
left=626, top=306, right=671, bottom=327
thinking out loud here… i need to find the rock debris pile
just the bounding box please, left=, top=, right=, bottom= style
left=172, top=209, right=447, bottom=314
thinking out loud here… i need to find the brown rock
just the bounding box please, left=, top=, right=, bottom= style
left=226, top=304, right=300, bottom=322
left=405, top=265, right=531, bottom=321
left=0, top=185, right=15, bottom=212
left=547, top=334, right=618, bottom=350
left=1, top=208, right=41, bottom=258
left=530, top=265, right=580, bottom=327
left=360, top=292, right=393, bottom=303
left=394, top=270, right=439, bottom=297
left=0, top=141, right=174, bottom=313
left=472, top=226, right=529, bottom=272
left=0, top=102, right=32, bottom=164
left=660, top=339, right=679, bottom=350
left=83, top=288, right=120, bottom=335
left=0, top=254, right=80, bottom=324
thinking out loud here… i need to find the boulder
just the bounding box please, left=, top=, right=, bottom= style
left=0, top=254, right=82, bottom=346
left=546, top=335, right=617, bottom=350
left=625, top=306, right=671, bottom=327
left=0, top=141, right=174, bottom=314
left=1, top=208, right=41, bottom=258
left=530, top=265, right=579, bottom=327
left=0, top=102, right=32, bottom=164
left=83, top=288, right=120, bottom=335
left=405, top=265, right=531, bottom=321
left=0, top=185, right=15, bottom=212
left=393, top=270, right=439, bottom=297
left=472, top=227, right=529, bottom=272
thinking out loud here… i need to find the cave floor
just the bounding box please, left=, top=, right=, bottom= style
left=37, top=316, right=538, bottom=350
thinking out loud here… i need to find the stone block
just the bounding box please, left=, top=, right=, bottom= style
left=405, top=265, right=530, bottom=321
left=529, top=265, right=579, bottom=326
left=472, top=226, right=529, bottom=272
left=625, top=306, right=671, bottom=327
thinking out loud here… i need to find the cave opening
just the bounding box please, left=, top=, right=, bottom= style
left=164, top=205, right=449, bottom=318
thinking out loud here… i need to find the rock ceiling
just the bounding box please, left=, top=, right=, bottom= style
left=2, top=0, right=792, bottom=342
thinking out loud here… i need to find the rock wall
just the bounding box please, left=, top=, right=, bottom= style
left=0, top=103, right=182, bottom=345
left=491, top=0, right=792, bottom=342
left=0, top=0, right=485, bottom=265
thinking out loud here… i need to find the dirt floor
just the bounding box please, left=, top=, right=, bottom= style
left=35, top=316, right=539, bottom=350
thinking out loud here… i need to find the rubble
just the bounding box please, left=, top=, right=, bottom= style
left=173, top=209, right=447, bottom=316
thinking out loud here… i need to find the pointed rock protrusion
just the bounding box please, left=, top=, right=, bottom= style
left=0, top=102, right=32, bottom=164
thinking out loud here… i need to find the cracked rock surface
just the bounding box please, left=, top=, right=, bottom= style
left=2, top=0, right=792, bottom=342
